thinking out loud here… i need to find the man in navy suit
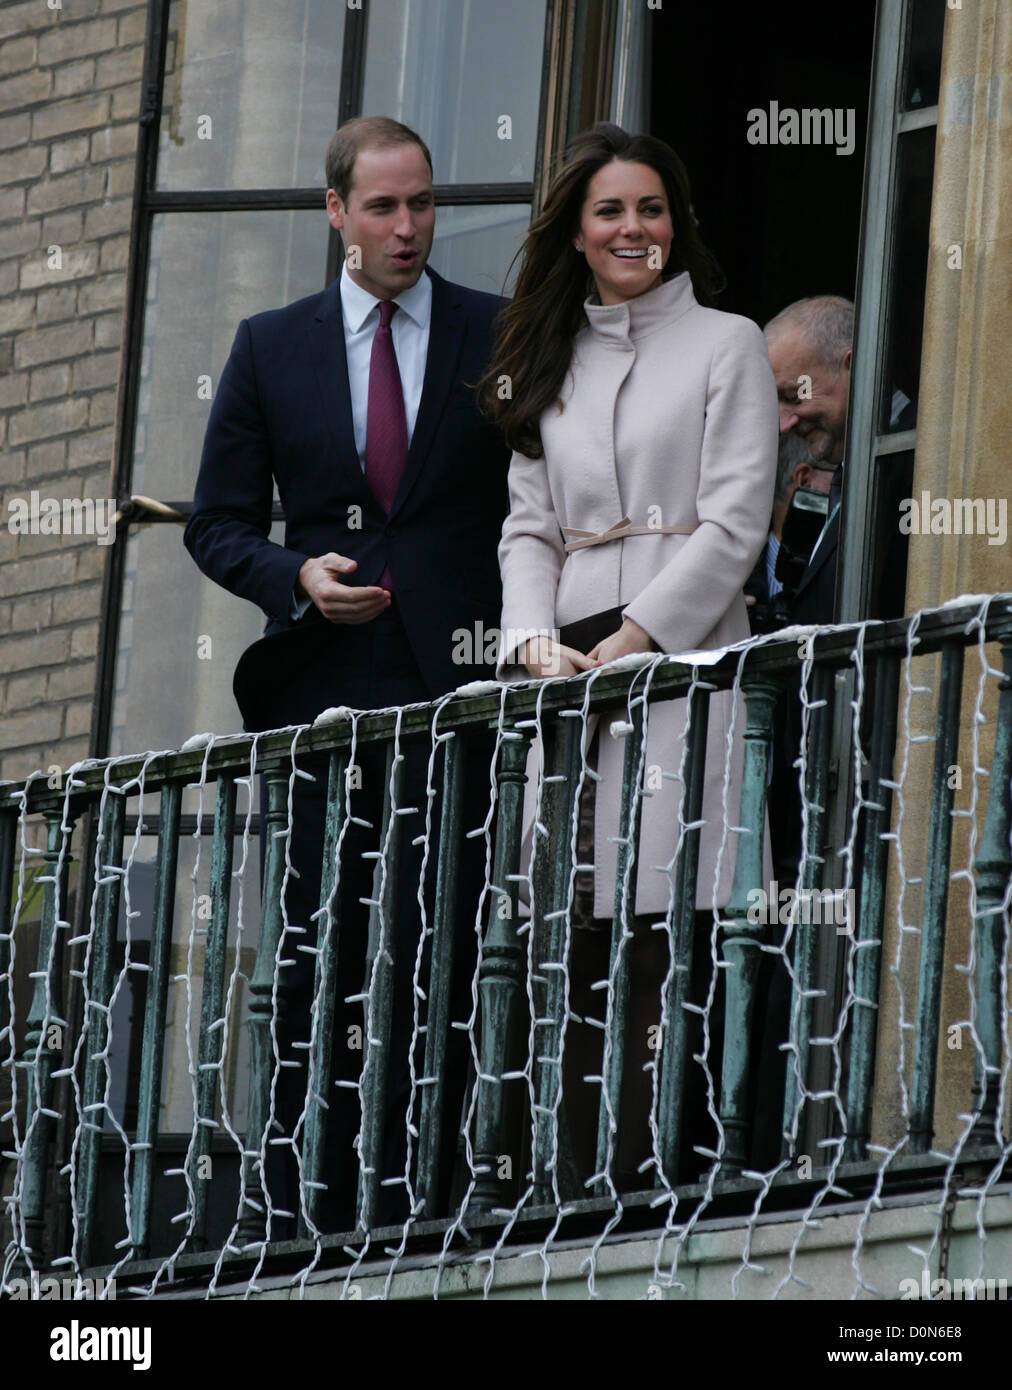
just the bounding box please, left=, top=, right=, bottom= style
left=184, top=117, right=509, bottom=1232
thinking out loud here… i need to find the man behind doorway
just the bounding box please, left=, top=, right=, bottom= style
left=762, top=295, right=852, bottom=625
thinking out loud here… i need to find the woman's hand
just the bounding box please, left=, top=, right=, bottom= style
left=522, top=635, right=599, bottom=679
left=588, top=617, right=657, bottom=666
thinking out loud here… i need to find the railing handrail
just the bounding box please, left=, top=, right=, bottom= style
left=3, top=593, right=1011, bottom=816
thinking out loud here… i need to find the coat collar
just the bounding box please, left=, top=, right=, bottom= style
left=581, top=269, right=697, bottom=345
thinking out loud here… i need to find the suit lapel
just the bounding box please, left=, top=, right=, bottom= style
left=794, top=505, right=840, bottom=599
left=310, top=278, right=374, bottom=508
left=389, top=268, right=466, bottom=520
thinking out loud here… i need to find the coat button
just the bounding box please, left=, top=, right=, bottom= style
left=385, top=524, right=398, bottom=538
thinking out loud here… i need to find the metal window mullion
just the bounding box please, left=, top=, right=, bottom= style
left=897, top=105, right=938, bottom=134
left=326, top=0, right=369, bottom=285
left=147, top=183, right=534, bottom=214
left=821, top=0, right=916, bottom=1171
left=873, top=429, right=918, bottom=457
left=93, top=0, right=172, bottom=764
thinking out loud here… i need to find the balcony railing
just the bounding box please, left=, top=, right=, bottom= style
left=1, top=595, right=1010, bottom=1298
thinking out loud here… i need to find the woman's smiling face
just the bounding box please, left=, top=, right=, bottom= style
left=575, top=159, right=674, bottom=305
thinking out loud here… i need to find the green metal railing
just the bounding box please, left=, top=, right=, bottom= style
left=1, top=595, right=1009, bottom=1290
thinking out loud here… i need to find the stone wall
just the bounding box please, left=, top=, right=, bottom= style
left=0, top=0, right=147, bottom=780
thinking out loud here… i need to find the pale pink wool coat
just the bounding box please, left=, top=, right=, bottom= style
left=498, top=272, right=778, bottom=916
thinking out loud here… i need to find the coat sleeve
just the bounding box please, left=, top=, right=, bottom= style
left=182, top=318, right=310, bottom=625
left=496, top=446, right=566, bottom=676
left=621, top=318, right=778, bottom=653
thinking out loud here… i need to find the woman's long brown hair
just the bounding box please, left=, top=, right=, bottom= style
left=479, top=123, right=725, bottom=459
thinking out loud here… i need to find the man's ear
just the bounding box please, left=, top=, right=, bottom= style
left=793, top=462, right=814, bottom=491
left=326, top=188, right=345, bottom=232
left=841, top=347, right=852, bottom=376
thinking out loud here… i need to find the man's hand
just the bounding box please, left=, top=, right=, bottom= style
left=522, top=635, right=599, bottom=679
left=296, top=552, right=391, bottom=624
left=587, top=617, right=656, bottom=666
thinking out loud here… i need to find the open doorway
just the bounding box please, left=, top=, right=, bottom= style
left=648, top=1, right=878, bottom=325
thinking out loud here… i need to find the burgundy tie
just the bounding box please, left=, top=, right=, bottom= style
left=364, top=299, right=408, bottom=592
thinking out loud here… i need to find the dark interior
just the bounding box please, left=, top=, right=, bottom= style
left=648, top=0, right=878, bottom=326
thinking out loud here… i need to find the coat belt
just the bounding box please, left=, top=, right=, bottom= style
left=561, top=515, right=698, bottom=554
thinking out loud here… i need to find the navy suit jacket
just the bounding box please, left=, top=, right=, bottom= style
left=789, top=468, right=843, bottom=626
left=184, top=266, right=510, bottom=726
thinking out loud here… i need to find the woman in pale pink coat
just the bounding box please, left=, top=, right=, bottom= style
left=481, top=125, right=778, bottom=1187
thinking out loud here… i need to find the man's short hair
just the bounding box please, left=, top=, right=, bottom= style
left=764, top=295, right=854, bottom=373
left=325, top=116, right=433, bottom=203
left=774, top=429, right=814, bottom=505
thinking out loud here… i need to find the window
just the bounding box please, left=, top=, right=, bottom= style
left=101, top=0, right=546, bottom=758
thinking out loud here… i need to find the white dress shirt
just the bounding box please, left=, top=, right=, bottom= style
left=765, top=531, right=782, bottom=597
left=290, top=265, right=433, bottom=617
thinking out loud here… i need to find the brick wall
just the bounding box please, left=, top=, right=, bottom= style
left=0, top=0, right=147, bottom=781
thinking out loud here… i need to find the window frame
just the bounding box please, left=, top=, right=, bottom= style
left=93, top=0, right=565, bottom=764
left=837, top=0, right=942, bottom=624
left=807, top=0, right=946, bottom=1158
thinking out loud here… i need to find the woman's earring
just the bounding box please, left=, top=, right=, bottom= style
left=574, top=241, right=584, bottom=253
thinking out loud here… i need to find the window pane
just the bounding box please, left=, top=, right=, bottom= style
left=904, top=0, right=946, bottom=111
left=871, top=448, right=915, bottom=619
left=362, top=0, right=546, bottom=184
left=880, top=126, right=935, bottom=433
left=157, top=0, right=344, bottom=190
left=110, top=522, right=284, bottom=756
left=133, top=211, right=328, bottom=501
left=428, top=203, right=530, bottom=296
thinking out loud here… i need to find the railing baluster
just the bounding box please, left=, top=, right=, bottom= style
left=239, top=766, right=290, bottom=1244
left=0, top=806, right=16, bottom=1069
left=779, top=661, right=835, bottom=1156
left=910, top=639, right=965, bottom=1152
left=415, top=734, right=463, bottom=1218
left=718, top=672, right=780, bottom=1176
left=656, top=683, right=711, bottom=1186
left=18, top=808, right=74, bottom=1268
left=473, top=726, right=531, bottom=1210
left=593, top=699, right=647, bottom=1195
left=358, top=740, right=404, bottom=1231
left=189, top=774, right=237, bottom=1249
left=531, top=714, right=581, bottom=1206
left=968, top=625, right=1012, bottom=1148
left=130, top=779, right=182, bottom=1258
left=299, top=749, right=350, bottom=1234
left=78, top=790, right=125, bottom=1268
left=844, top=653, right=901, bottom=1160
